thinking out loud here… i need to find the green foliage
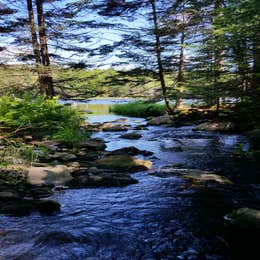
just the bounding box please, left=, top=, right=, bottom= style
left=53, top=126, right=90, bottom=147
left=0, top=93, right=81, bottom=133
left=111, top=101, right=166, bottom=117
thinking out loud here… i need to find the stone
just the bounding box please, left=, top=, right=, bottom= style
left=225, top=208, right=260, bottom=229
left=0, top=199, right=60, bottom=216
left=120, top=133, right=142, bottom=139
left=150, top=168, right=233, bottom=185
left=67, top=171, right=138, bottom=188
left=93, top=155, right=152, bottom=172
left=194, top=121, right=235, bottom=132
left=109, top=146, right=153, bottom=156
left=78, top=139, right=106, bottom=150
left=0, top=191, right=20, bottom=201
left=147, top=115, right=173, bottom=126
left=49, top=152, right=77, bottom=162
left=36, top=200, right=61, bottom=215
left=102, top=124, right=129, bottom=132
left=27, top=165, right=72, bottom=185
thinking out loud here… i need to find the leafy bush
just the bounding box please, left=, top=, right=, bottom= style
left=54, top=126, right=90, bottom=147
left=111, top=101, right=165, bottom=117
left=0, top=93, right=81, bottom=132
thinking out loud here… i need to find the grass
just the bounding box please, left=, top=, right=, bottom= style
left=111, top=101, right=166, bottom=118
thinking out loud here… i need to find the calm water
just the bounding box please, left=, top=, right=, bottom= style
left=0, top=99, right=257, bottom=260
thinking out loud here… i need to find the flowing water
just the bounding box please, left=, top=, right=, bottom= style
left=0, top=100, right=259, bottom=260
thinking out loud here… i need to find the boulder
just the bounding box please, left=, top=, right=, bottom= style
left=93, top=155, right=152, bottom=172
left=120, top=133, right=142, bottom=140
left=150, top=168, right=233, bottom=185
left=109, top=146, right=153, bottom=156
left=78, top=139, right=106, bottom=150
left=147, top=115, right=173, bottom=126
left=27, top=165, right=72, bottom=185
left=0, top=191, right=20, bottom=201
left=49, top=152, right=77, bottom=162
left=68, top=171, right=138, bottom=188
left=102, top=123, right=129, bottom=132
left=0, top=199, right=60, bottom=216
left=194, top=121, right=235, bottom=132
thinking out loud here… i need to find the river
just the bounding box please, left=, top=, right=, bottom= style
left=0, top=99, right=259, bottom=260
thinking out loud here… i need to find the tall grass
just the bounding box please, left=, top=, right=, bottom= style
left=111, top=101, right=165, bottom=118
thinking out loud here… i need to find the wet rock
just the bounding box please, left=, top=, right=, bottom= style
left=112, top=118, right=129, bottom=123
left=36, top=200, right=61, bottom=215
left=93, top=155, right=152, bottom=172
left=0, top=199, right=60, bottom=216
left=49, top=152, right=77, bottom=162
left=120, top=133, right=142, bottom=139
left=194, top=121, right=235, bottom=132
left=133, top=125, right=148, bottom=130
left=78, top=139, right=106, bottom=150
left=29, top=186, right=53, bottom=198
left=27, top=165, right=72, bottom=185
left=0, top=191, right=20, bottom=201
left=102, top=123, right=129, bottom=132
left=150, top=168, right=233, bottom=185
left=147, top=115, right=173, bottom=126
left=68, top=171, right=138, bottom=188
left=68, top=167, right=138, bottom=187
left=109, top=146, right=153, bottom=156
left=225, top=208, right=260, bottom=229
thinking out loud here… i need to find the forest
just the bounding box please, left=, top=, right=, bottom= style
left=0, top=0, right=260, bottom=259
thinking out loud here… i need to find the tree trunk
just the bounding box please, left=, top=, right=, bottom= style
left=175, top=30, right=185, bottom=110
left=26, top=0, right=45, bottom=94
left=214, top=0, right=224, bottom=112
left=36, top=0, right=54, bottom=97
left=150, top=0, right=174, bottom=115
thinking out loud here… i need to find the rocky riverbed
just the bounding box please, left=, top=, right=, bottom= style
left=1, top=102, right=260, bottom=259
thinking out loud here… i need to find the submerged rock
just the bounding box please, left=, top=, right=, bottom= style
left=120, top=132, right=142, bottom=139
left=27, top=165, right=72, bottom=185
left=147, top=115, right=173, bottom=126
left=93, top=155, right=152, bottom=172
left=194, top=121, right=235, bottom=132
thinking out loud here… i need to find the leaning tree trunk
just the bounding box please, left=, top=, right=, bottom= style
left=175, top=30, right=185, bottom=110
left=36, top=0, right=54, bottom=98
left=150, top=0, right=174, bottom=115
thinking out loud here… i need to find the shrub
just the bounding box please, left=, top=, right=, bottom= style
left=0, top=93, right=82, bottom=133
left=111, top=101, right=165, bottom=117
